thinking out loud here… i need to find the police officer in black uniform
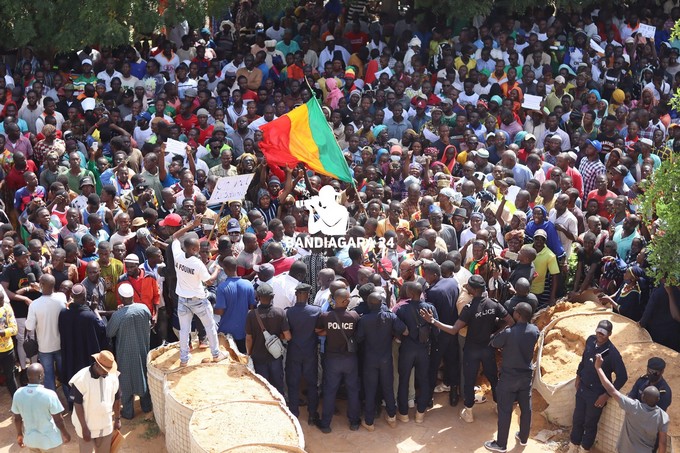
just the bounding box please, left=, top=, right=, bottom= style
left=395, top=281, right=438, bottom=424
left=484, top=302, right=539, bottom=452
left=420, top=275, right=514, bottom=424
left=286, top=283, right=322, bottom=425
left=315, top=288, right=361, bottom=433
left=422, top=261, right=461, bottom=406
left=568, top=320, right=628, bottom=453
left=628, top=357, right=672, bottom=412
left=356, top=291, right=408, bottom=431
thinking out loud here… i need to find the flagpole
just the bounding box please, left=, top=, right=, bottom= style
left=207, top=200, right=228, bottom=242
left=303, top=77, right=356, bottom=188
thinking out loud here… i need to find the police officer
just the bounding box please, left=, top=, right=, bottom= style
left=356, top=291, right=408, bottom=431
left=484, top=302, right=539, bottom=453
left=628, top=357, right=672, bottom=411
left=395, top=282, right=438, bottom=424
left=568, top=320, right=628, bottom=453
left=286, top=283, right=322, bottom=425
left=315, top=288, right=361, bottom=433
left=245, top=283, right=291, bottom=396
left=420, top=275, right=514, bottom=424
left=422, top=261, right=461, bottom=406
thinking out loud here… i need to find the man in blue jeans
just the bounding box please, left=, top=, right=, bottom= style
left=26, top=274, right=67, bottom=394
left=166, top=214, right=226, bottom=366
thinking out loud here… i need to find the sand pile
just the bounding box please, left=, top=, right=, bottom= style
left=534, top=300, right=604, bottom=332
left=190, top=402, right=302, bottom=452
left=540, top=313, right=651, bottom=385
left=166, top=362, right=281, bottom=407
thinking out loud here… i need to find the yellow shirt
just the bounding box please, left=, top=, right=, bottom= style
left=0, top=304, right=18, bottom=353
left=531, top=246, right=560, bottom=294
left=376, top=218, right=409, bottom=237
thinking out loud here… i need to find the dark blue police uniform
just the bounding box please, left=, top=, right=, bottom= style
left=628, top=376, right=672, bottom=412
left=286, top=301, right=322, bottom=418
left=316, top=307, right=361, bottom=430
left=490, top=321, right=540, bottom=449
left=356, top=306, right=407, bottom=424
left=570, top=335, right=627, bottom=450
left=395, top=299, right=438, bottom=415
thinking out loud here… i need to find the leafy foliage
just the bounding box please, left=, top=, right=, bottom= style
left=0, top=0, right=221, bottom=55
left=639, top=156, right=680, bottom=286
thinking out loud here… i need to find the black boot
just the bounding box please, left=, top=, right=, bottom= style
left=449, top=386, right=459, bottom=407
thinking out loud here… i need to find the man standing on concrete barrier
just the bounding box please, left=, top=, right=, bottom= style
left=568, top=320, right=628, bottom=453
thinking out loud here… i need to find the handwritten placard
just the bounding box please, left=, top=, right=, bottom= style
left=638, top=24, right=656, bottom=39
left=208, top=174, right=255, bottom=204
left=166, top=138, right=187, bottom=157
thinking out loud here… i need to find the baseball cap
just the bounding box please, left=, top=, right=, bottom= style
left=325, top=35, right=335, bottom=42
left=555, top=75, right=566, bottom=84
left=227, top=218, right=241, bottom=233
left=586, top=139, right=602, bottom=152
left=79, top=177, right=95, bottom=188
left=159, top=213, right=182, bottom=227
left=118, top=283, right=134, bottom=298
left=136, top=112, right=152, bottom=122
left=136, top=227, right=151, bottom=239
left=596, top=320, right=613, bottom=335
left=82, top=58, right=93, bottom=66
left=612, top=164, right=629, bottom=176
left=416, top=99, right=427, bottom=109
left=648, top=357, right=666, bottom=371
left=13, top=244, right=29, bottom=258
left=256, top=282, right=275, bottom=296
left=197, top=108, right=209, bottom=117
left=639, top=138, right=653, bottom=147
left=213, top=121, right=226, bottom=133
left=185, top=88, right=198, bottom=98
left=534, top=229, right=548, bottom=239
left=468, top=275, right=486, bottom=289
left=295, top=283, right=312, bottom=292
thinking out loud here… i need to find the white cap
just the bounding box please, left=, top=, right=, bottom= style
left=81, top=98, right=96, bottom=111
left=82, top=58, right=93, bottom=66
left=118, top=283, right=134, bottom=298
left=124, top=254, right=140, bottom=264
left=409, top=37, right=422, bottom=47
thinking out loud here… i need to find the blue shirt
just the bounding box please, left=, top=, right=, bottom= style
left=286, top=302, right=321, bottom=357
left=215, top=277, right=256, bottom=339
left=10, top=384, right=64, bottom=450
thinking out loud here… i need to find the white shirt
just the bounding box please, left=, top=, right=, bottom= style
left=172, top=239, right=211, bottom=298
left=549, top=208, right=578, bottom=258
left=110, top=231, right=135, bottom=247
left=69, top=366, right=120, bottom=439
left=269, top=274, right=298, bottom=310
left=313, top=288, right=330, bottom=307
left=96, top=70, right=123, bottom=91
left=25, top=292, right=67, bottom=353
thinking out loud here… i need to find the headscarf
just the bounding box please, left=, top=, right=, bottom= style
left=372, top=124, right=387, bottom=137
left=375, top=148, right=389, bottom=165
left=325, top=78, right=344, bottom=110
left=440, top=187, right=462, bottom=206
left=441, top=144, right=458, bottom=172
left=588, top=89, right=601, bottom=102
left=514, top=131, right=528, bottom=146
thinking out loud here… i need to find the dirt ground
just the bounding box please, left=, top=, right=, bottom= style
left=0, top=385, right=588, bottom=453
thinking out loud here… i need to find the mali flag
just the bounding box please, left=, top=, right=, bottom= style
left=259, top=98, right=354, bottom=184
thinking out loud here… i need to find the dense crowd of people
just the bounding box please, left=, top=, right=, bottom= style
left=1, top=1, right=679, bottom=452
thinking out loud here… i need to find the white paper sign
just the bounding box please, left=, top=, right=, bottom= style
left=505, top=185, right=521, bottom=204
left=638, top=24, right=656, bottom=39
left=521, top=94, right=543, bottom=111
left=422, top=127, right=439, bottom=142
left=71, top=195, right=88, bottom=211
left=166, top=138, right=187, bottom=157
left=208, top=174, right=255, bottom=204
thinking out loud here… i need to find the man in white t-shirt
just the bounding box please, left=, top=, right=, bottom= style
left=167, top=215, right=226, bottom=366
left=25, top=274, right=67, bottom=392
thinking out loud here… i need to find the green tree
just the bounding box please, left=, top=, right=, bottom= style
left=639, top=22, right=680, bottom=286
left=0, top=0, right=221, bottom=55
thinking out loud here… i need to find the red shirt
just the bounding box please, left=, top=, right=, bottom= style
left=270, top=256, right=295, bottom=276
left=5, top=160, right=38, bottom=191
left=198, top=125, right=214, bottom=146
left=586, top=189, right=617, bottom=218
left=174, top=114, right=199, bottom=134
